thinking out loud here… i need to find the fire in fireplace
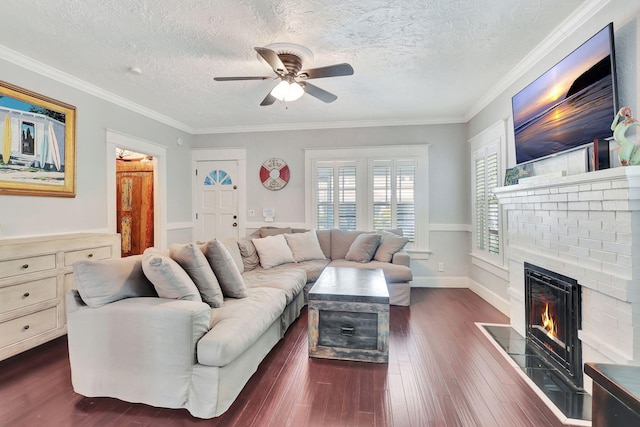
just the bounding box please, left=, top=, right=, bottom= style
left=524, top=263, right=583, bottom=388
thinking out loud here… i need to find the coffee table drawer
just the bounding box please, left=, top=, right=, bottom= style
left=318, top=310, right=378, bottom=350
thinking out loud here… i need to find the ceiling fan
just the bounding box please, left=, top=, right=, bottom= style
left=214, top=46, right=354, bottom=106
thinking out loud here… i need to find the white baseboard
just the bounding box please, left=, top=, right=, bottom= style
left=411, top=276, right=469, bottom=288
left=468, top=278, right=510, bottom=316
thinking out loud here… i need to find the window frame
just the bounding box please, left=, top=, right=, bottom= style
left=305, top=145, right=429, bottom=254
left=470, top=120, right=506, bottom=267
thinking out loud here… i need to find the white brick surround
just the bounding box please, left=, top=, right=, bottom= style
left=494, top=166, right=640, bottom=371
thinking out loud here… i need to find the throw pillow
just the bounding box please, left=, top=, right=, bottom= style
left=201, top=239, right=248, bottom=298
left=345, top=233, right=382, bottom=263
left=141, top=252, right=202, bottom=302
left=373, top=230, right=410, bottom=262
left=220, top=238, right=244, bottom=274
left=284, top=230, right=326, bottom=262
left=73, top=255, right=157, bottom=308
left=169, top=242, right=224, bottom=307
left=252, top=234, right=295, bottom=269
left=237, top=237, right=260, bottom=271
left=259, top=227, right=292, bottom=238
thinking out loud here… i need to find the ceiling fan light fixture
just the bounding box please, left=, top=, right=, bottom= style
left=270, top=80, right=304, bottom=102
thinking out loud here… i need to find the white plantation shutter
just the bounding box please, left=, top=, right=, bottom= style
left=371, top=160, right=415, bottom=241
left=473, top=145, right=500, bottom=258
left=338, top=165, right=357, bottom=230
left=372, top=163, right=391, bottom=230
left=396, top=162, right=416, bottom=241
left=316, top=166, right=334, bottom=230
left=475, top=156, right=486, bottom=250
left=486, top=153, right=499, bottom=254
left=314, top=161, right=356, bottom=230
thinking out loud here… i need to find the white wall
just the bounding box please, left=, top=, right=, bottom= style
left=467, top=0, right=640, bottom=311
left=0, top=58, right=194, bottom=241
left=194, top=123, right=472, bottom=284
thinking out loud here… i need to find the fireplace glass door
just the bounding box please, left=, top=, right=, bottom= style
left=525, top=263, right=582, bottom=387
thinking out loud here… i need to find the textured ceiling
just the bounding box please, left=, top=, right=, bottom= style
left=0, top=0, right=586, bottom=133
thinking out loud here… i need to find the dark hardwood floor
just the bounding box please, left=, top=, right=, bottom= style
left=0, top=288, right=578, bottom=426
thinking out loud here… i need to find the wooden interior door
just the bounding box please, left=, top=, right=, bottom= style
left=116, top=160, right=154, bottom=257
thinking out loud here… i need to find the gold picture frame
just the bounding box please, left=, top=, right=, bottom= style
left=0, top=80, right=76, bottom=197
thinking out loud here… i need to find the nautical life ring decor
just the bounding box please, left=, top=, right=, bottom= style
left=260, top=158, right=290, bottom=190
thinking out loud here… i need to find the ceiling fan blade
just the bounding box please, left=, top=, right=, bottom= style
left=260, top=92, right=277, bottom=106
left=298, top=63, right=354, bottom=79
left=214, top=76, right=272, bottom=81
left=303, top=83, right=337, bottom=103
left=255, top=47, right=288, bottom=76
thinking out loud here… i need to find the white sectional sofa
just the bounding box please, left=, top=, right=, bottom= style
left=66, top=227, right=411, bottom=418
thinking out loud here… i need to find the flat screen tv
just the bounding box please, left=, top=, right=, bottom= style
left=512, top=23, right=618, bottom=165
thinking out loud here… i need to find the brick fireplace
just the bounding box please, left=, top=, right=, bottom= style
left=494, top=166, right=640, bottom=390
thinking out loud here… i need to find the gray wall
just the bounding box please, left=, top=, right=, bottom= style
left=0, top=58, right=194, bottom=240
left=467, top=0, right=640, bottom=312
left=194, top=123, right=471, bottom=282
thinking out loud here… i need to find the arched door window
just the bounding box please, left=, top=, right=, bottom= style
left=204, top=170, right=233, bottom=186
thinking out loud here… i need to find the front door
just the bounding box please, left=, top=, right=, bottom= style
left=195, top=160, right=239, bottom=242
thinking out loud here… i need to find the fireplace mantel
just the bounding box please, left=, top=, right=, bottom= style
left=494, top=165, right=640, bottom=381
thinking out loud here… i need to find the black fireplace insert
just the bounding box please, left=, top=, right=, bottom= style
left=524, top=263, right=583, bottom=388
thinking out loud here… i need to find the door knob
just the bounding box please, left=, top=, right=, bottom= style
left=232, top=222, right=238, bottom=227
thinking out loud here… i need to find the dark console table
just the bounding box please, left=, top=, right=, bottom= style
left=585, top=363, right=640, bottom=427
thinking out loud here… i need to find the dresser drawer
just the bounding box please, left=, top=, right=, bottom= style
left=64, top=246, right=112, bottom=266
left=0, top=255, right=56, bottom=279
left=0, top=277, right=58, bottom=314
left=318, top=310, right=379, bottom=350
left=0, top=307, right=58, bottom=349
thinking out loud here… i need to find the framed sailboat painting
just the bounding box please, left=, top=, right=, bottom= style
left=0, top=80, right=76, bottom=197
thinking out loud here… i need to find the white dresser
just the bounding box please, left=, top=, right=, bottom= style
left=0, top=233, right=120, bottom=361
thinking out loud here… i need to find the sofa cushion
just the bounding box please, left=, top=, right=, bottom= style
left=170, top=242, right=224, bottom=308
left=330, top=230, right=364, bottom=260
left=294, top=259, right=331, bottom=282
left=259, top=227, right=292, bottom=238
left=329, top=259, right=413, bottom=283
left=316, top=230, right=332, bottom=259
left=242, top=265, right=307, bottom=304
left=345, top=233, right=381, bottom=263
left=284, top=230, right=326, bottom=262
left=374, top=230, right=410, bottom=262
left=197, top=287, right=286, bottom=367
left=73, top=255, right=157, bottom=308
left=201, top=239, right=248, bottom=299
left=237, top=237, right=260, bottom=272
left=252, top=234, right=295, bottom=269
left=142, top=252, right=202, bottom=302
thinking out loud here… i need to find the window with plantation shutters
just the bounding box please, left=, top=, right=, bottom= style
left=470, top=120, right=504, bottom=265
left=306, top=145, right=429, bottom=252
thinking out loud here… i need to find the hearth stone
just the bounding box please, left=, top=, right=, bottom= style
left=481, top=324, right=592, bottom=424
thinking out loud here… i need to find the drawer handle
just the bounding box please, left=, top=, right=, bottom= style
left=23, top=292, right=30, bottom=298
left=23, top=325, right=30, bottom=331
left=22, top=264, right=29, bottom=269
left=340, top=325, right=355, bottom=337
left=87, top=253, right=94, bottom=258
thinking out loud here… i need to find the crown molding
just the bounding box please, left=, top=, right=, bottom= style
left=464, top=0, right=612, bottom=122
left=192, top=116, right=465, bottom=134
left=0, top=45, right=194, bottom=134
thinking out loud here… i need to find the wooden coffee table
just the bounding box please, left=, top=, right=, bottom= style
left=308, top=267, right=389, bottom=363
